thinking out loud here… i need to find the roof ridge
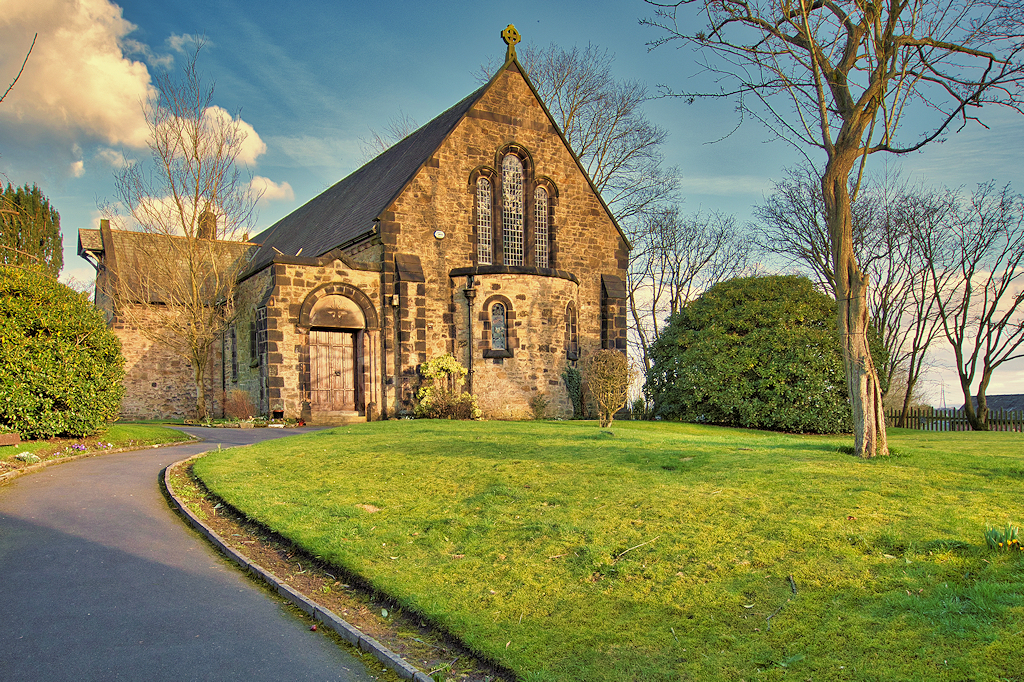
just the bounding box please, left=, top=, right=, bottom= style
left=244, top=82, right=492, bottom=277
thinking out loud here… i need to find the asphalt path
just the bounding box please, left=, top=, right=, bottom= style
left=0, top=427, right=380, bottom=682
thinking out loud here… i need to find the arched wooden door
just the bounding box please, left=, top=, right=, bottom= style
left=309, top=329, right=358, bottom=411
left=306, top=294, right=367, bottom=414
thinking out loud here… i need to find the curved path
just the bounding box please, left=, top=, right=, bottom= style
left=0, top=427, right=379, bottom=682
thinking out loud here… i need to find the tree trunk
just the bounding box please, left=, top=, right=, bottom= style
left=977, top=370, right=991, bottom=429
left=193, top=351, right=208, bottom=421
left=897, top=375, right=915, bottom=428
left=822, top=163, right=888, bottom=457
left=960, top=370, right=991, bottom=431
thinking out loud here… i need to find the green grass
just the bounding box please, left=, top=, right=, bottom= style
left=2, top=423, right=194, bottom=460
left=192, top=420, right=1024, bottom=681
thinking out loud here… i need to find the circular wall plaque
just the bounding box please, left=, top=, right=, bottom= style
left=433, top=230, right=446, bottom=239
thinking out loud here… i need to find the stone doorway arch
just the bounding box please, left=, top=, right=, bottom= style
left=298, top=285, right=381, bottom=422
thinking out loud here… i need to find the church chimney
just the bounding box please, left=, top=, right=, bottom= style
left=198, top=210, right=217, bottom=239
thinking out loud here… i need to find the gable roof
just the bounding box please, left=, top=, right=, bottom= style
left=79, top=226, right=253, bottom=305
left=244, top=84, right=488, bottom=276
left=243, top=50, right=630, bottom=279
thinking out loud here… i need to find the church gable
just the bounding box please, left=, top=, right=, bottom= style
left=383, top=59, right=628, bottom=275
left=371, top=44, right=628, bottom=417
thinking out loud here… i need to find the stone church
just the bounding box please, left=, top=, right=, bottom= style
left=81, top=26, right=629, bottom=422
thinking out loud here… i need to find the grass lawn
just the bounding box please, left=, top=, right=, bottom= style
left=1, top=423, right=194, bottom=470
left=192, top=420, right=1024, bottom=682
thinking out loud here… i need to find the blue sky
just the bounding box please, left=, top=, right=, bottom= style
left=2, top=0, right=1022, bottom=401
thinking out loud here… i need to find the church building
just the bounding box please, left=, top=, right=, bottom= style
left=82, top=26, right=630, bottom=422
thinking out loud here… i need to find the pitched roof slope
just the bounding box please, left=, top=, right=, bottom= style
left=245, top=84, right=489, bottom=275
left=80, top=227, right=253, bottom=304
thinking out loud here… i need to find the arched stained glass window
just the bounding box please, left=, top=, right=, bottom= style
left=566, top=303, right=578, bottom=360
left=502, top=155, right=524, bottom=266
left=491, top=303, right=507, bottom=350
left=534, top=186, right=549, bottom=268
left=476, top=177, right=492, bottom=265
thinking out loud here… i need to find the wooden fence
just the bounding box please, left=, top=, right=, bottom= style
left=885, top=407, right=1024, bottom=432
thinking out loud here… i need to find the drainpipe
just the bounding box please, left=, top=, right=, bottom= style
left=464, top=275, right=476, bottom=394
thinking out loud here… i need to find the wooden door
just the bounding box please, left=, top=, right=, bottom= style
left=309, top=330, right=357, bottom=411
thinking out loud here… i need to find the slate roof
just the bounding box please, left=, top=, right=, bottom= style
left=79, top=227, right=253, bottom=304
left=244, top=84, right=489, bottom=276
left=963, top=394, right=1024, bottom=411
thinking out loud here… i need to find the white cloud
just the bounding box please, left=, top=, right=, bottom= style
left=167, top=33, right=204, bottom=54
left=96, top=147, right=128, bottom=168
left=203, top=106, right=266, bottom=165
left=0, top=0, right=156, bottom=148
left=121, top=37, right=174, bottom=70
left=251, top=175, right=295, bottom=205
left=0, top=2, right=265, bottom=180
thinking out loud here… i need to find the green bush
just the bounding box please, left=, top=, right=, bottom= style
left=0, top=267, right=125, bottom=438
left=561, top=365, right=584, bottom=419
left=644, top=275, right=870, bottom=434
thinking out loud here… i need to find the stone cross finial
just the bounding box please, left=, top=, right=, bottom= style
left=502, top=24, right=520, bottom=62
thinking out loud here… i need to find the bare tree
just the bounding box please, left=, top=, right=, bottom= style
left=872, top=186, right=949, bottom=425
left=582, top=349, right=638, bottom=428
left=1, top=33, right=35, bottom=106
left=358, top=109, right=418, bottom=162
left=753, top=167, right=948, bottom=424
left=105, top=45, right=258, bottom=420
left=645, top=0, right=1024, bottom=456
left=753, top=165, right=870, bottom=293
left=629, top=207, right=752, bottom=370
left=517, top=43, right=678, bottom=224
left=918, top=182, right=1024, bottom=430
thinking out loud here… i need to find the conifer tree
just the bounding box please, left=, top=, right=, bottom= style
left=0, top=183, right=63, bottom=276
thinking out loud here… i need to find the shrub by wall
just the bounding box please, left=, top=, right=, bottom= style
left=415, top=354, right=480, bottom=419
left=0, top=267, right=125, bottom=438
left=644, top=275, right=860, bottom=434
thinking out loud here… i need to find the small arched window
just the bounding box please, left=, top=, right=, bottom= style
left=502, top=154, right=524, bottom=266
left=476, top=176, right=493, bottom=265
left=491, top=303, right=507, bottom=350
left=534, top=186, right=549, bottom=268
left=229, top=327, right=238, bottom=381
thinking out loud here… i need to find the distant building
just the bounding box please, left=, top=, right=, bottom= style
left=960, top=395, right=1024, bottom=412
left=78, top=220, right=252, bottom=419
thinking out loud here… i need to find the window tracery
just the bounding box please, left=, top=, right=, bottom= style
left=501, top=154, right=524, bottom=266
left=476, top=176, right=493, bottom=265
left=534, top=185, right=549, bottom=268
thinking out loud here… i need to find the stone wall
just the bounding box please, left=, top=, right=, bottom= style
left=114, top=306, right=223, bottom=419
left=223, top=267, right=273, bottom=416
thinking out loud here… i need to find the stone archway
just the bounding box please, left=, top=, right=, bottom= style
left=297, top=286, right=381, bottom=422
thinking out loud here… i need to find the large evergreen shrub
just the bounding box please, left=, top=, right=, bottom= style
left=0, top=267, right=125, bottom=438
left=644, top=275, right=877, bottom=434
